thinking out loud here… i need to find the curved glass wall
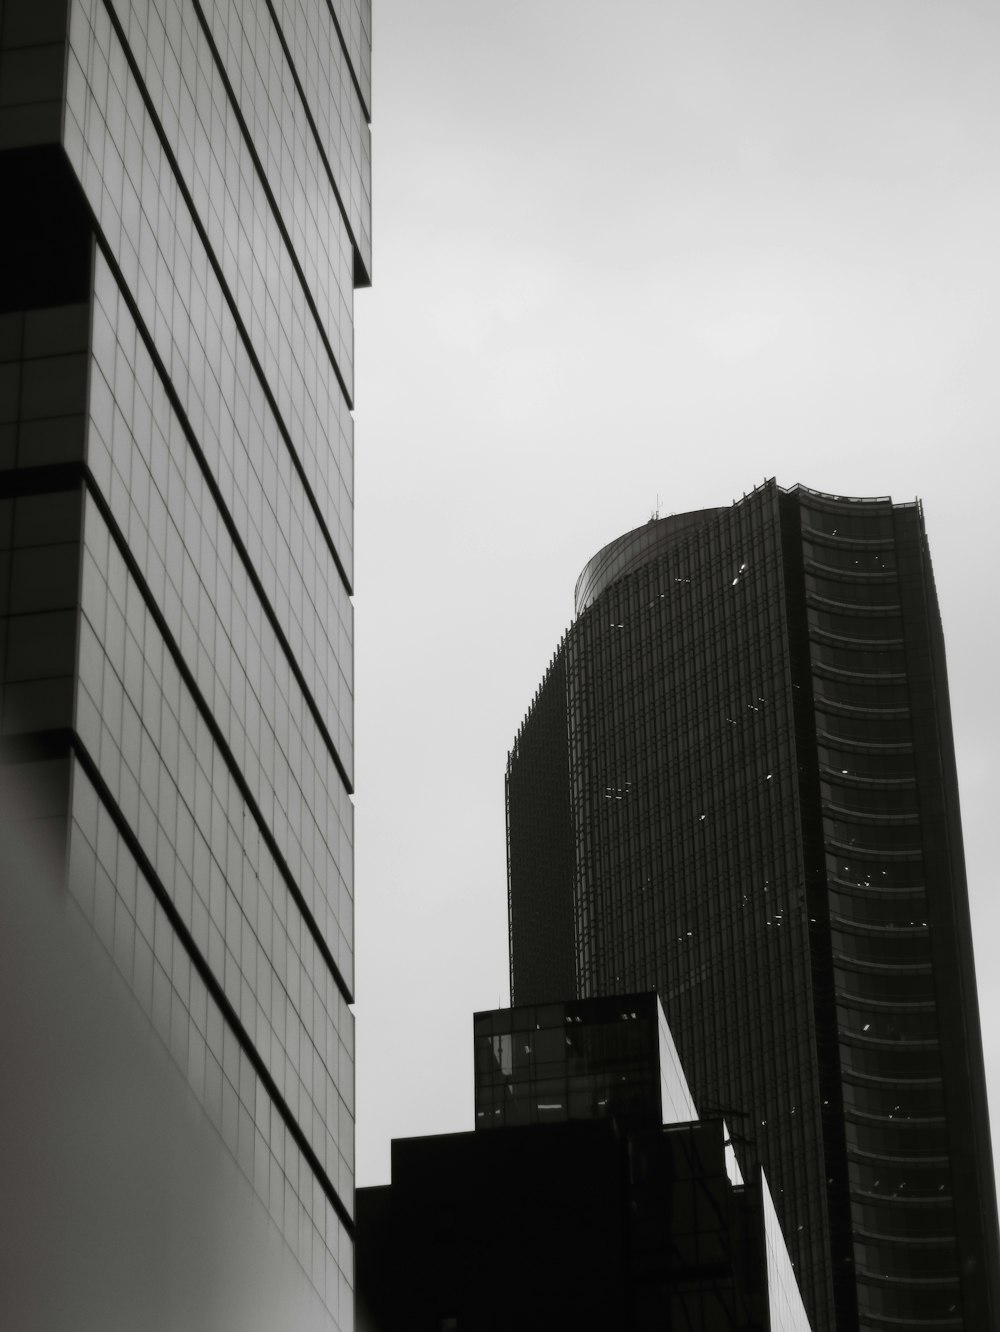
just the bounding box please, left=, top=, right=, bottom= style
left=801, top=493, right=961, bottom=1328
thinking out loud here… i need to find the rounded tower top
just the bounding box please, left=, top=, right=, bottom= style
left=574, top=507, right=727, bottom=615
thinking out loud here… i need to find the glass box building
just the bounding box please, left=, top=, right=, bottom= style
left=0, top=0, right=369, bottom=1324
left=507, top=481, right=1000, bottom=1332
left=357, top=994, right=812, bottom=1332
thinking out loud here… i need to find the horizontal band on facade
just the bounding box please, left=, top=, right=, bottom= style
left=837, top=988, right=935, bottom=1009
left=824, top=807, right=920, bottom=826
left=820, top=770, right=916, bottom=788
left=851, top=1190, right=954, bottom=1211
left=827, top=840, right=923, bottom=860
left=848, top=1147, right=950, bottom=1167
left=833, top=955, right=932, bottom=974
left=0, top=733, right=74, bottom=764
left=844, top=1072, right=943, bottom=1089
left=814, top=700, right=912, bottom=719
left=840, top=1034, right=940, bottom=1053
left=855, top=1229, right=956, bottom=1248
left=804, top=560, right=899, bottom=579
left=0, top=463, right=84, bottom=498
left=854, top=1269, right=960, bottom=1287
left=830, top=921, right=929, bottom=940
left=813, top=663, right=908, bottom=683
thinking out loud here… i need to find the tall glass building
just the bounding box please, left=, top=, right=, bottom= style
left=0, top=0, right=369, bottom=1325
left=507, top=481, right=1000, bottom=1332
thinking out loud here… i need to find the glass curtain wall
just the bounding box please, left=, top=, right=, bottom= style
left=0, top=0, right=370, bottom=1325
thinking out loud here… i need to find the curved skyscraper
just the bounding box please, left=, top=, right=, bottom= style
left=507, top=480, right=999, bottom=1332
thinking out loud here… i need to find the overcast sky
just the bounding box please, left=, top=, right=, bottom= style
left=353, top=0, right=1000, bottom=1187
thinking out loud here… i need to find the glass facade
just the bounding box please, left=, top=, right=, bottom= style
left=358, top=993, right=812, bottom=1331
left=473, top=993, right=698, bottom=1133
left=0, top=0, right=369, bottom=1323
left=507, top=480, right=1000, bottom=1332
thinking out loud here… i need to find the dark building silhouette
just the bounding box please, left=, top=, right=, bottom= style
left=357, top=994, right=812, bottom=1332
left=0, top=0, right=369, bottom=1323
left=507, top=482, right=1000, bottom=1332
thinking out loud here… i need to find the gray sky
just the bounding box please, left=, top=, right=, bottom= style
left=353, top=0, right=1000, bottom=1187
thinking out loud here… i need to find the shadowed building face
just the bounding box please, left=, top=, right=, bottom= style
left=506, top=481, right=1000, bottom=1332
left=357, top=994, right=813, bottom=1332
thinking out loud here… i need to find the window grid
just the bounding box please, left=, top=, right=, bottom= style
left=67, top=760, right=353, bottom=1327
left=88, top=259, right=354, bottom=987
left=64, top=0, right=355, bottom=584
left=76, top=495, right=355, bottom=1205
